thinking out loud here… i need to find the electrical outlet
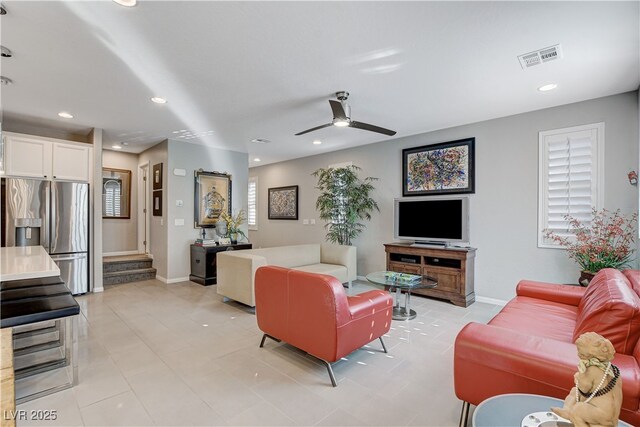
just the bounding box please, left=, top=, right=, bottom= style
left=310, top=219, right=316, bottom=225
left=303, top=219, right=309, bottom=225
left=175, top=218, right=184, bottom=226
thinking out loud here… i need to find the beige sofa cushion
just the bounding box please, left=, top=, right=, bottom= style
left=292, top=263, right=348, bottom=284
left=248, top=244, right=320, bottom=268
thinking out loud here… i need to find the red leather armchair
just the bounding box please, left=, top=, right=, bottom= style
left=255, top=266, right=393, bottom=386
left=454, top=269, right=640, bottom=426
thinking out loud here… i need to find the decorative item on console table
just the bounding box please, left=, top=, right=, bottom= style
left=544, top=208, right=638, bottom=287
left=384, top=242, right=476, bottom=307
left=219, top=210, right=247, bottom=244
left=189, top=243, right=252, bottom=286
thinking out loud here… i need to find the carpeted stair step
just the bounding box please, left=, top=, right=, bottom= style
left=103, top=256, right=153, bottom=273
left=103, top=268, right=157, bottom=286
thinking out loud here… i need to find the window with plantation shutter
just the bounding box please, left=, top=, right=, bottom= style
left=538, top=123, right=604, bottom=248
left=248, top=177, right=257, bottom=230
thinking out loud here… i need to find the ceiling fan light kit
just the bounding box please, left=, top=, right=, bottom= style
left=295, top=91, right=396, bottom=137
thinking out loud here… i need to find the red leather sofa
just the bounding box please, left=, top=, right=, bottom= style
left=255, top=265, right=393, bottom=386
left=454, top=268, right=640, bottom=426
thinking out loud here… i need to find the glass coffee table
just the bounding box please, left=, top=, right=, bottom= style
left=366, top=271, right=437, bottom=320
left=472, top=393, right=633, bottom=427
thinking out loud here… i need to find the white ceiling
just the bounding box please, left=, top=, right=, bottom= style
left=1, top=1, right=638, bottom=166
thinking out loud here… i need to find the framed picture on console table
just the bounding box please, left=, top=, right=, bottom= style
left=194, top=170, right=232, bottom=228
left=268, top=185, right=298, bottom=220
left=402, top=137, right=475, bottom=196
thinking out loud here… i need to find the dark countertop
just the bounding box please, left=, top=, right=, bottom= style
left=0, top=276, right=80, bottom=328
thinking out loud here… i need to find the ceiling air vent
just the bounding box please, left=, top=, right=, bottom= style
left=518, top=44, right=562, bottom=69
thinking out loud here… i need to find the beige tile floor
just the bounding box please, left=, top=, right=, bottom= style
left=16, top=279, right=500, bottom=427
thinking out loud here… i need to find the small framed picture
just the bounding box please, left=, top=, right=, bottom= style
left=153, top=163, right=163, bottom=190
left=152, top=190, right=162, bottom=216
left=268, top=185, right=298, bottom=220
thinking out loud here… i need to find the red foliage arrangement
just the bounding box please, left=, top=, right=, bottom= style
left=545, top=208, right=638, bottom=273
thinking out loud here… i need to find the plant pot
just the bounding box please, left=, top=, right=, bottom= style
left=579, top=270, right=597, bottom=287
left=230, top=232, right=238, bottom=245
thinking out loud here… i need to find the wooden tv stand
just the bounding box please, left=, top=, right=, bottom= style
left=384, top=242, right=476, bottom=307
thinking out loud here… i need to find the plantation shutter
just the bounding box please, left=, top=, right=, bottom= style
left=538, top=123, right=604, bottom=248
left=248, top=177, right=257, bottom=230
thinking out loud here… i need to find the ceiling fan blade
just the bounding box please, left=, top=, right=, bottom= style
left=329, top=100, right=348, bottom=120
left=295, top=123, right=333, bottom=136
left=349, top=121, right=397, bottom=136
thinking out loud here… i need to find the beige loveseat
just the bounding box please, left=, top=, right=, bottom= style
left=216, top=243, right=357, bottom=307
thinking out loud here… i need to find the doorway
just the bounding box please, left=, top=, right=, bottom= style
left=137, top=161, right=151, bottom=254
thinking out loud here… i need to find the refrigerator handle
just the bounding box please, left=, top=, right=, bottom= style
left=43, top=181, right=51, bottom=251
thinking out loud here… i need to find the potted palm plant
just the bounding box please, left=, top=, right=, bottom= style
left=312, top=165, right=379, bottom=245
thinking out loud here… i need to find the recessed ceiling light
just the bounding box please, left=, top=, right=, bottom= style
left=1, top=46, right=12, bottom=58
left=313, top=140, right=322, bottom=145
left=253, top=158, right=261, bottom=162
left=538, top=83, right=558, bottom=92
left=112, top=0, right=136, bottom=7
left=0, top=76, right=12, bottom=86
left=151, top=96, right=167, bottom=104
left=112, top=145, right=122, bottom=150
left=58, top=111, right=73, bottom=119
left=0, top=5, right=7, bottom=15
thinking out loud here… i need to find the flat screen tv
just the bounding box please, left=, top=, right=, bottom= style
left=393, top=196, right=469, bottom=246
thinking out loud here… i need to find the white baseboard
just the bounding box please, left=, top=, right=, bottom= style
left=103, top=250, right=140, bottom=257
left=356, top=275, right=367, bottom=281
left=92, top=286, right=104, bottom=293
left=476, top=296, right=508, bottom=306
left=166, top=277, right=190, bottom=284
left=156, top=275, right=167, bottom=283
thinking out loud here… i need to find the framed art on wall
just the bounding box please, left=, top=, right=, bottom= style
left=194, top=170, right=232, bottom=228
left=152, top=190, right=162, bottom=216
left=402, top=137, right=475, bottom=196
left=268, top=185, right=298, bottom=220
left=153, top=163, right=163, bottom=190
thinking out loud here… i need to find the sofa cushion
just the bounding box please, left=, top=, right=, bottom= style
left=574, top=268, right=640, bottom=354
left=624, top=270, right=640, bottom=297
left=292, top=263, right=348, bottom=284
left=488, top=296, right=578, bottom=342
left=254, top=244, right=321, bottom=268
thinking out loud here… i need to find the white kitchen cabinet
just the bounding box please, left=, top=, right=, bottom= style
left=3, top=133, right=92, bottom=182
left=4, top=134, right=53, bottom=179
left=52, top=142, right=91, bottom=182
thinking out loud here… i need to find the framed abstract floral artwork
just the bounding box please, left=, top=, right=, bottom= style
left=268, top=185, right=298, bottom=220
left=402, top=138, right=475, bottom=196
left=194, top=170, right=232, bottom=228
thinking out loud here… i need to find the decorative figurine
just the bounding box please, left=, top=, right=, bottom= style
left=552, top=332, right=623, bottom=427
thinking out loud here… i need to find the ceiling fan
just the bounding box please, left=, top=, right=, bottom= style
left=295, top=91, right=396, bottom=137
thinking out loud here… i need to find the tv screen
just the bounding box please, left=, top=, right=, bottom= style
left=394, top=197, right=469, bottom=244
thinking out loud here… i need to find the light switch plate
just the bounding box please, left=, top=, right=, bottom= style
left=173, top=168, right=186, bottom=176
left=176, top=200, right=183, bottom=207
left=174, top=218, right=184, bottom=226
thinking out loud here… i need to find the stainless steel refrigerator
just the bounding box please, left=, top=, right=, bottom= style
left=1, top=178, right=89, bottom=295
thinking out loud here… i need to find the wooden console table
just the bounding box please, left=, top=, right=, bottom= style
left=384, top=242, right=476, bottom=307
left=189, top=243, right=252, bottom=286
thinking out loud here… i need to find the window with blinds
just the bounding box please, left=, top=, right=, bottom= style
left=248, top=177, right=257, bottom=230
left=538, top=123, right=604, bottom=248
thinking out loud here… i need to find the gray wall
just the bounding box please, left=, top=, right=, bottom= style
left=167, top=141, right=249, bottom=280
left=102, top=150, right=138, bottom=254
left=139, top=140, right=169, bottom=279
left=249, top=91, right=639, bottom=301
